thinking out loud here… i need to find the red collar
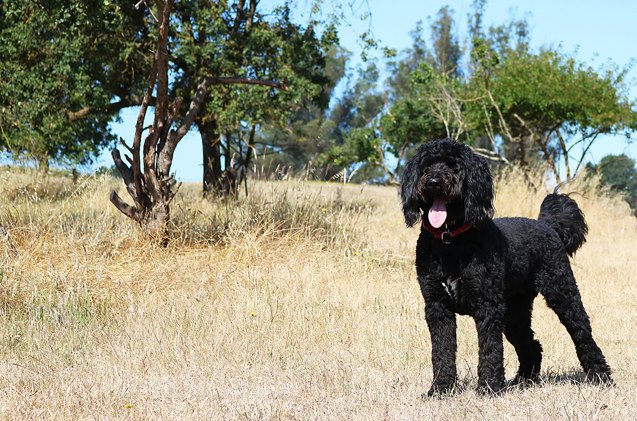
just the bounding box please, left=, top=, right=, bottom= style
left=421, top=221, right=473, bottom=244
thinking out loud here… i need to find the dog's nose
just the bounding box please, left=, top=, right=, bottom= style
left=426, top=178, right=442, bottom=189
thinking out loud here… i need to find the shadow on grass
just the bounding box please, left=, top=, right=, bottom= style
left=422, top=368, right=615, bottom=400
left=505, top=368, right=615, bottom=392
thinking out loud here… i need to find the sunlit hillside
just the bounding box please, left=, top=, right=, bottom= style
left=1, top=166, right=636, bottom=419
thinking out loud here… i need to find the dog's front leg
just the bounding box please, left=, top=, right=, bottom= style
left=424, top=299, right=457, bottom=396
left=474, top=301, right=506, bottom=394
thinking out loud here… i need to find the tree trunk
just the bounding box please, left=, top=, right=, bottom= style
left=238, top=125, right=257, bottom=196
left=518, top=137, right=527, bottom=167
left=37, top=155, right=49, bottom=173
left=139, top=201, right=170, bottom=240
left=199, top=118, right=223, bottom=197
left=110, top=0, right=180, bottom=244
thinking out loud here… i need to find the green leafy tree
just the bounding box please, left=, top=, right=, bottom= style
left=108, top=0, right=361, bottom=237
left=380, top=64, right=452, bottom=181
left=0, top=0, right=151, bottom=170
left=379, top=8, right=465, bottom=181
left=255, top=45, right=349, bottom=176
left=430, top=6, right=462, bottom=77
left=315, top=61, right=387, bottom=179
left=462, top=1, right=636, bottom=180
left=471, top=48, right=637, bottom=182
left=167, top=1, right=339, bottom=196
left=587, top=155, right=637, bottom=212
left=385, top=21, right=428, bottom=102
left=310, top=17, right=459, bottom=184
left=259, top=57, right=386, bottom=182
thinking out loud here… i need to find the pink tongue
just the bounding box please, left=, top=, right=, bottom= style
left=428, top=198, right=447, bottom=228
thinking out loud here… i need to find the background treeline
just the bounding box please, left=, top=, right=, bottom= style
left=1, top=0, right=636, bottom=210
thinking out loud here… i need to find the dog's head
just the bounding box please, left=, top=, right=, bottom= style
left=400, top=138, right=494, bottom=228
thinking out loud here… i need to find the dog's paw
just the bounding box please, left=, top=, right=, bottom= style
left=508, top=372, right=540, bottom=388
left=476, top=380, right=506, bottom=396
left=586, top=370, right=614, bottom=386
left=423, top=383, right=456, bottom=399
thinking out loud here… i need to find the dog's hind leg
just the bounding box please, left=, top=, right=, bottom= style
left=504, top=294, right=542, bottom=384
left=538, top=263, right=612, bottom=384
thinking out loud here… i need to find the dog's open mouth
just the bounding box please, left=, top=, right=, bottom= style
left=428, top=197, right=448, bottom=228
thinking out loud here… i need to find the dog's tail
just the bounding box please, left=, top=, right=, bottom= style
left=538, top=190, right=588, bottom=256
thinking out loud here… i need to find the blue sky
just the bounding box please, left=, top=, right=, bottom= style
left=101, top=0, right=637, bottom=181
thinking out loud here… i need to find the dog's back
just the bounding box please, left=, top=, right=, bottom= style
left=491, top=193, right=588, bottom=293
left=492, top=192, right=587, bottom=258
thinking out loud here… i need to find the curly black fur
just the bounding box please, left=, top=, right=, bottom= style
left=401, top=138, right=612, bottom=396
left=538, top=190, right=588, bottom=256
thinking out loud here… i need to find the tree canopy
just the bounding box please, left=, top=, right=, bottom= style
left=167, top=0, right=340, bottom=195
left=0, top=0, right=151, bottom=168
left=587, top=154, right=637, bottom=212
left=471, top=48, right=637, bottom=182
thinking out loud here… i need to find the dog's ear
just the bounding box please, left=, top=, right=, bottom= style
left=463, top=150, right=494, bottom=226
left=401, top=152, right=423, bottom=227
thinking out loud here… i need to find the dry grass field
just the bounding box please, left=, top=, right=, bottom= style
left=1, top=166, right=636, bottom=419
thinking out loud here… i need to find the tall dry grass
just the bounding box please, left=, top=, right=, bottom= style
left=0, top=165, right=636, bottom=419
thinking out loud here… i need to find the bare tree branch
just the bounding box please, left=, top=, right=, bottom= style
left=111, top=149, right=141, bottom=204
left=208, top=77, right=289, bottom=91
left=572, top=131, right=601, bottom=176
left=232, top=0, right=246, bottom=34
left=109, top=191, right=140, bottom=221
left=118, top=137, right=134, bottom=155
left=482, top=104, right=497, bottom=146
left=488, top=89, right=515, bottom=145
left=514, top=113, right=562, bottom=182
left=471, top=146, right=509, bottom=164
left=67, top=92, right=159, bottom=121
left=555, top=129, right=571, bottom=180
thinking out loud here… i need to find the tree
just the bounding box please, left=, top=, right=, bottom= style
left=470, top=48, right=637, bottom=182
left=255, top=56, right=388, bottom=183
left=381, top=64, right=460, bottom=172
left=378, top=8, right=465, bottom=181
left=272, top=7, right=466, bottom=184
left=254, top=45, right=350, bottom=177
left=166, top=1, right=338, bottom=197
left=430, top=6, right=462, bottom=78
left=461, top=2, right=636, bottom=181
left=385, top=20, right=428, bottom=102
left=110, top=0, right=184, bottom=238
left=587, top=155, right=637, bottom=212
left=0, top=0, right=151, bottom=169
left=110, top=0, right=290, bottom=238
left=316, top=61, right=388, bottom=180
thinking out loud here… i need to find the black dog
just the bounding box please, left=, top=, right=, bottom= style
left=401, top=138, right=612, bottom=395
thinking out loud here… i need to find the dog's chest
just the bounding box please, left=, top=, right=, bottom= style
left=441, top=276, right=473, bottom=314
left=442, top=277, right=460, bottom=299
